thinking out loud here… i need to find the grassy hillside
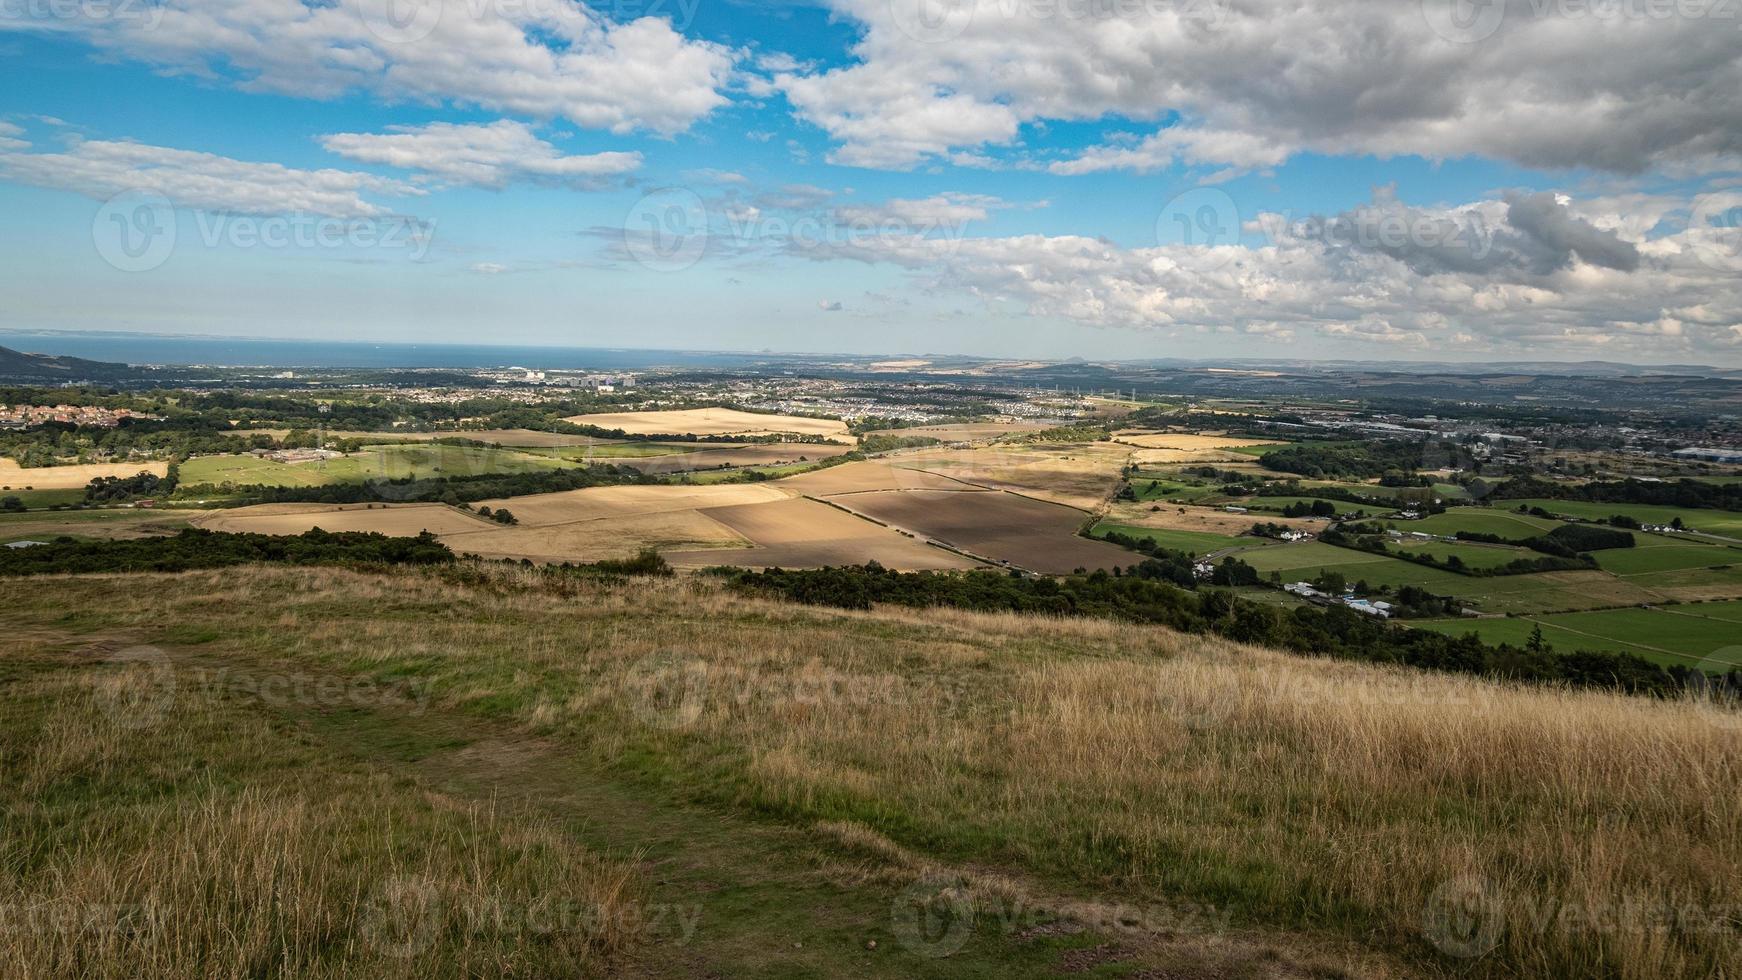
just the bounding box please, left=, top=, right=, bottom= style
left=2, top=564, right=1737, bottom=978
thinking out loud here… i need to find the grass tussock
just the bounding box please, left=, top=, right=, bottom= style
left=0, top=643, right=640, bottom=980
left=6, top=562, right=1740, bottom=978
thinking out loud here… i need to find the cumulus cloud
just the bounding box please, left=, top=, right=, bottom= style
left=321, top=120, right=641, bottom=189
left=0, top=121, right=27, bottom=150
left=0, top=136, right=419, bottom=217
left=1, top=0, right=734, bottom=135
left=786, top=0, right=1742, bottom=172
left=794, top=189, right=1742, bottom=357
left=818, top=299, right=843, bottom=311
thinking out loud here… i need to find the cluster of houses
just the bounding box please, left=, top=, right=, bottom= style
left=1282, top=581, right=1396, bottom=618
left=0, top=404, right=159, bottom=430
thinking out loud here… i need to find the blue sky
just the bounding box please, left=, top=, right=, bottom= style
left=1, top=0, right=1739, bottom=363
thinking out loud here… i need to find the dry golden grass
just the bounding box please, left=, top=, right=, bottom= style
left=7, top=566, right=1738, bottom=978
left=563, top=408, right=851, bottom=442
left=0, top=459, right=169, bottom=489
left=193, top=502, right=496, bottom=536
left=444, top=509, right=750, bottom=562
left=468, top=483, right=790, bottom=526
left=0, top=638, right=640, bottom=979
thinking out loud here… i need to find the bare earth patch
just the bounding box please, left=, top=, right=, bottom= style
left=828, top=489, right=1132, bottom=574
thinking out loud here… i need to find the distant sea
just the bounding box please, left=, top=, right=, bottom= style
left=0, top=333, right=777, bottom=371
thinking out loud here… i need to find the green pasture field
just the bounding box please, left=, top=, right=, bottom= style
left=1237, top=495, right=1378, bottom=518
left=1226, top=540, right=1658, bottom=613
left=1507, top=499, right=1742, bottom=539
left=1386, top=539, right=1540, bottom=570
left=1595, top=540, right=1742, bottom=576
left=520, top=442, right=695, bottom=460
left=179, top=454, right=337, bottom=488
left=182, top=445, right=575, bottom=488
left=1091, top=521, right=1249, bottom=555
left=1403, top=509, right=1564, bottom=538
left=0, top=487, right=89, bottom=509
left=1413, top=607, right=1742, bottom=668
left=1127, top=477, right=1221, bottom=502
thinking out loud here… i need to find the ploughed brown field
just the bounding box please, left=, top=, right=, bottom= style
left=664, top=497, right=979, bottom=571
left=827, top=489, right=1131, bottom=574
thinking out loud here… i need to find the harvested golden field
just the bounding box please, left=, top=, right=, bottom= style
left=1113, top=432, right=1285, bottom=451
left=896, top=444, right=1130, bottom=509
left=777, top=459, right=983, bottom=496
left=665, top=497, right=979, bottom=571
left=469, top=484, right=791, bottom=527
left=830, top=489, right=1131, bottom=573
left=0, top=459, right=169, bottom=489
left=194, top=503, right=493, bottom=536
left=564, top=408, right=851, bottom=442
left=442, top=510, right=749, bottom=562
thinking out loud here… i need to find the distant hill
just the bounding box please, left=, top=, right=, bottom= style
left=0, top=345, right=138, bottom=382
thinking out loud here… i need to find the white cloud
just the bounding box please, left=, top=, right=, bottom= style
left=321, top=120, right=640, bottom=189
left=799, top=189, right=1742, bottom=357
left=1052, top=127, right=1290, bottom=176
left=833, top=192, right=1011, bottom=230
left=0, top=121, right=27, bottom=150
left=2, top=0, right=735, bottom=135
left=0, top=136, right=419, bottom=216
left=785, top=0, right=1742, bottom=172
